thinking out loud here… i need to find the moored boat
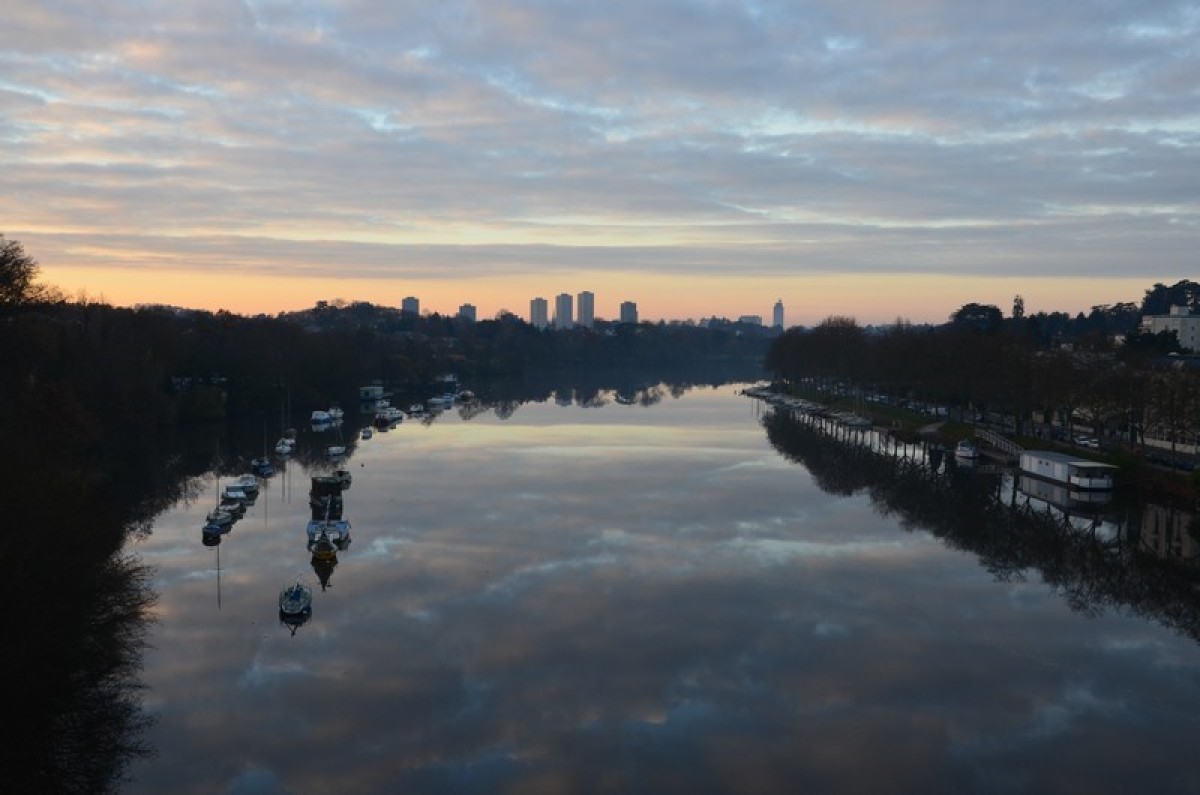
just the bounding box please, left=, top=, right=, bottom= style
left=234, top=473, right=260, bottom=493
left=306, top=518, right=351, bottom=548
left=1019, top=450, right=1117, bottom=491
left=954, top=440, right=979, bottom=459
left=279, top=581, right=312, bottom=616
left=221, top=484, right=252, bottom=502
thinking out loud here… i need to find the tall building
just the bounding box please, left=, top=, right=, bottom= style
left=401, top=296, right=420, bottom=315
left=530, top=297, right=549, bottom=329
left=458, top=303, right=477, bottom=322
left=554, top=293, right=574, bottom=330
left=619, top=301, right=638, bottom=324
left=773, top=299, right=784, bottom=329
left=577, top=291, right=595, bottom=328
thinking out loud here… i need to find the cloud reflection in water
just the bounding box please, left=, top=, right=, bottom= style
left=129, top=387, right=1200, bottom=794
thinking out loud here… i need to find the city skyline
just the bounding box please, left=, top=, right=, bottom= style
left=3, top=2, right=1197, bottom=325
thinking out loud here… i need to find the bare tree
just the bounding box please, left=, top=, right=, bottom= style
left=0, top=236, right=56, bottom=307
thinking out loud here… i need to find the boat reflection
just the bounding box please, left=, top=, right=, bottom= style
left=762, top=407, right=1200, bottom=643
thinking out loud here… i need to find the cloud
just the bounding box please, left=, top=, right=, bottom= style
left=2, top=0, right=1197, bottom=313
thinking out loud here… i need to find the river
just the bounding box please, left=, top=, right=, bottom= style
left=123, top=383, right=1200, bottom=794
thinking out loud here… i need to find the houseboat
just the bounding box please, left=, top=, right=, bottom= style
left=1018, top=450, right=1117, bottom=491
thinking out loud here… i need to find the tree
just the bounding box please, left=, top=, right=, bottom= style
left=1012, top=294, right=1025, bottom=320
left=0, top=236, right=53, bottom=307
left=1142, top=280, right=1200, bottom=316
left=949, top=303, right=1003, bottom=333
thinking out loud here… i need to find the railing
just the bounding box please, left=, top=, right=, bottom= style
left=977, top=429, right=1023, bottom=460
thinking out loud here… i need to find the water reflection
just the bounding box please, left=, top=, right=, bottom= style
left=762, top=407, right=1200, bottom=643
left=1, top=411, right=173, bottom=792
left=125, top=384, right=1200, bottom=794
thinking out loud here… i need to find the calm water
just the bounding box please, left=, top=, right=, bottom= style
left=127, top=385, right=1200, bottom=794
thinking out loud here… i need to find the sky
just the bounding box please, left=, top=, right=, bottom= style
left=2, top=1, right=1198, bottom=325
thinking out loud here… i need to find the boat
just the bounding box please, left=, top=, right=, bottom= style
left=251, top=457, right=275, bottom=477
left=309, top=475, right=344, bottom=519
left=216, top=497, right=245, bottom=518
left=333, top=468, right=352, bottom=489
left=221, top=484, right=250, bottom=502
left=204, top=508, right=235, bottom=529
left=954, top=440, right=980, bottom=459
left=275, top=437, right=295, bottom=455
left=234, top=473, right=260, bottom=493
left=306, top=518, right=351, bottom=547
left=326, top=445, right=347, bottom=459
left=360, top=426, right=373, bottom=440
left=311, top=410, right=332, bottom=424
left=408, top=403, right=425, bottom=416
left=309, top=493, right=343, bottom=519
left=376, top=406, right=404, bottom=423
left=328, top=406, right=344, bottom=420
left=1019, top=450, right=1117, bottom=491
left=276, top=583, right=312, bottom=619
left=310, top=532, right=338, bottom=590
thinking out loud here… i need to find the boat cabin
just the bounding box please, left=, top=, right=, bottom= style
left=1019, top=450, right=1117, bottom=491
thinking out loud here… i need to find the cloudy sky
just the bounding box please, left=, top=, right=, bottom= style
left=3, top=1, right=1197, bottom=323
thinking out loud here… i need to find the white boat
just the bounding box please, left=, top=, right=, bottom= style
left=306, top=519, right=351, bottom=546
left=955, top=440, right=979, bottom=459
left=311, top=410, right=332, bottom=423
left=326, top=445, right=347, bottom=458
left=1019, top=450, right=1117, bottom=491
left=234, top=473, right=260, bottom=493
left=279, top=582, right=312, bottom=616
left=360, top=426, right=373, bottom=439
left=408, top=403, right=425, bottom=416
left=328, top=406, right=344, bottom=420
left=275, top=437, right=295, bottom=454
left=221, top=484, right=252, bottom=502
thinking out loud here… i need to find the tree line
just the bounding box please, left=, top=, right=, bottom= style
left=765, top=285, right=1200, bottom=457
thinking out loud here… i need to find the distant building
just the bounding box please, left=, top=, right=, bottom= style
left=401, top=296, right=420, bottom=315
left=1142, top=305, right=1200, bottom=352
left=619, top=301, right=638, bottom=324
left=773, top=299, right=784, bottom=329
left=530, top=297, right=549, bottom=329
left=554, top=293, right=574, bottom=330
left=738, top=315, right=763, bottom=326
left=458, top=303, right=477, bottom=322
left=577, top=291, right=595, bottom=328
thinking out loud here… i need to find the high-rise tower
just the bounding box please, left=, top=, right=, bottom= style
left=530, top=297, right=549, bottom=329
left=577, top=291, right=595, bottom=328
left=554, top=293, right=574, bottom=330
